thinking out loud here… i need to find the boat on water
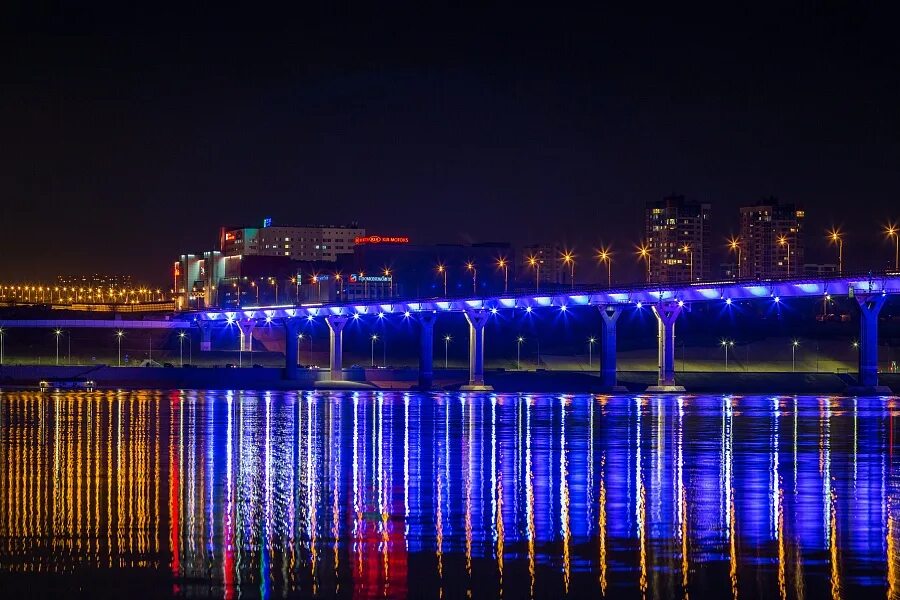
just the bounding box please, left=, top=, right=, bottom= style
left=39, top=378, right=96, bottom=391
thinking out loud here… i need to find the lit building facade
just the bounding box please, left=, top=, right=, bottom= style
left=644, top=195, right=711, bottom=283
left=739, top=198, right=805, bottom=278
left=220, top=218, right=364, bottom=262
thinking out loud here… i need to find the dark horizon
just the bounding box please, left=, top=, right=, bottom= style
left=2, top=5, right=899, bottom=284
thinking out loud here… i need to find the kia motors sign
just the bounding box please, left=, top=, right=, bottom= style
left=354, top=235, right=410, bottom=245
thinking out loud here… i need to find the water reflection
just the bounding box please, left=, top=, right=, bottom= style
left=1, top=391, right=900, bottom=598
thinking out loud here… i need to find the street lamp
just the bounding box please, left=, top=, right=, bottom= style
left=516, top=336, right=525, bottom=370
left=828, top=228, right=843, bottom=274
left=527, top=256, right=540, bottom=292
left=637, top=244, right=651, bottom=283
left=269, top=277, right=278, bottom=304
left=291, top=276, right=300, bottom=303
left=721, top=338, right=734, bottom=371
left=728, top=237, right=742, bottom=279
left=437, top=264, right=447, bottom=296
left=335, top=273, right=343, bottom=297
left=384, top=268, right=393, bottom=297
left=561, top=251, right=575, bottom=289
left=54, top=328, right=63, bottom=365
left=778, top=235, right=791, bottom=277
left=116, top=330, right=125, bottom=366
left=497, top=258, right=509, bottom=293
left=588, top=337, right=596, bottom=368
left=297, top=333, right=304, bottom=366
left=681, top=244, right=693, bottom=281
left=597, top=248, right=612, bottom=287
left=444, top=334, right=451, bottom=368
left=178, top=331, right=186, bottom=367
left=371, top=334, right=378, bottom=368
left=0, top=327, right=5, bottom=366
left=466, top=262, right=477, bottom=295
left=886, top=223, right=899, bottom=271
left=250, top=280, right=259, bottom=303
left=791, top=339, right=799, bottom=373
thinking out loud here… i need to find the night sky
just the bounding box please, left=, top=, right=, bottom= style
left=2, top=5, right=899, bottom=283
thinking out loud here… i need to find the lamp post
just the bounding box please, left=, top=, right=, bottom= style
left=681, top=244, right=693, bottom=281
left=466, top=262, right=477, bottom=294
left=721, top=339, right=734, bottom=371
left=335, top=273, right=343, bottom=297
left=178, top=331, right=185, bottom=367
left=638, top=245, right=651, bottom=283
left=597, top=249, right=612, bottom=287
left=384, top=269, right=392, bottom=297
left=54, top=328, right=62, bottom=365
left=371, top=334, right=378, bottom=368
left=828, top=229, right=843, bottom=275
left=497, top=258, right=508, bottom=293
left=437, top=265, right=447, bottom=296
left=887, top=224, right=899, bottom=270
left=728, top=237, right=742, bottom=279
left=588, top=337, right=596, bottom=368
left=269, top=278, right=278, bottom=304
left=791, top=339, right=799, bottom=373
left=528, top=256, right=540, bottom=292
left=778, top=235, right=791, bottom=277
left=517, top=336, right=524, bottom=370
left=562, top=251, right=575, bottom=289
left=444, top=334, right=451, bottom=368
left=297, top=333, right=304, bottom=366
left=116, top=330, right=124, bottom=366
left=0, top=327, right=4, bottom=366
left=250, top=280, right=259, bottom=303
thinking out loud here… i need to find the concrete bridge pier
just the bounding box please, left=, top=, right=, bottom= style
left=236, top=320, right=255, bottom=352
left=462, top=308, right=492, bottom=391
left=199, top=322, right=212, bottom=351
left=325, top=315, right=349, bottom=382
left=647, top=302, right=685, bottom=392
left=417, top=311, right=437, bottom=390
left=283, top=318, right=301, bottom=379
left=849, top=293, right=891, bottom=393
left=599, top=305, right=628, bottom=391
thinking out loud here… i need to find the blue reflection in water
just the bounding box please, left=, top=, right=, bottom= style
left=2, top=391, right=900, bottom=598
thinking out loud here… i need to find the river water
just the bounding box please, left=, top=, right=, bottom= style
left=1, top=390, right=899, bottom=598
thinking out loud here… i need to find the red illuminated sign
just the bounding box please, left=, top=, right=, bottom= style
left=354, top=235, right=410, bottom=245
left=224, top=233, right=236, bottom=241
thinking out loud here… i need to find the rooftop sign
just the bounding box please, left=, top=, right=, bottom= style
left=354, top=235, right=409, bottom=245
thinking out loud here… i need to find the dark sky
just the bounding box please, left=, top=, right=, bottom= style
left=2, top=4, right=899, bottom=284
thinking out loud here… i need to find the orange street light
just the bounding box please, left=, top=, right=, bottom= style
left=496, top=258, right=509, bottom=293
left=561, top=251, right=575, bottom=289
left=727, top=237, right=742, bottom=279
left=597, top=248, right=612, bottom=287
left=828, top=228, right=843, bottom=274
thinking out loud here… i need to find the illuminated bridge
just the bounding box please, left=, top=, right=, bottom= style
left=186, top=272, right=900, bottom=392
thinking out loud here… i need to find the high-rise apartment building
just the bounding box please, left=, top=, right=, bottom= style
left=644, top=195, right=711, bottom=283
left=220, top=218, right=364, bottom=262
left=739, top=198, right=805, bottom=278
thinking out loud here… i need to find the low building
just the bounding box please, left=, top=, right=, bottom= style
left=220, top=217, right=363, bottom=262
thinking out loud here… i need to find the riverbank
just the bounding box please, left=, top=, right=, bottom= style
left=1, top=365, right=898, bottom=394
